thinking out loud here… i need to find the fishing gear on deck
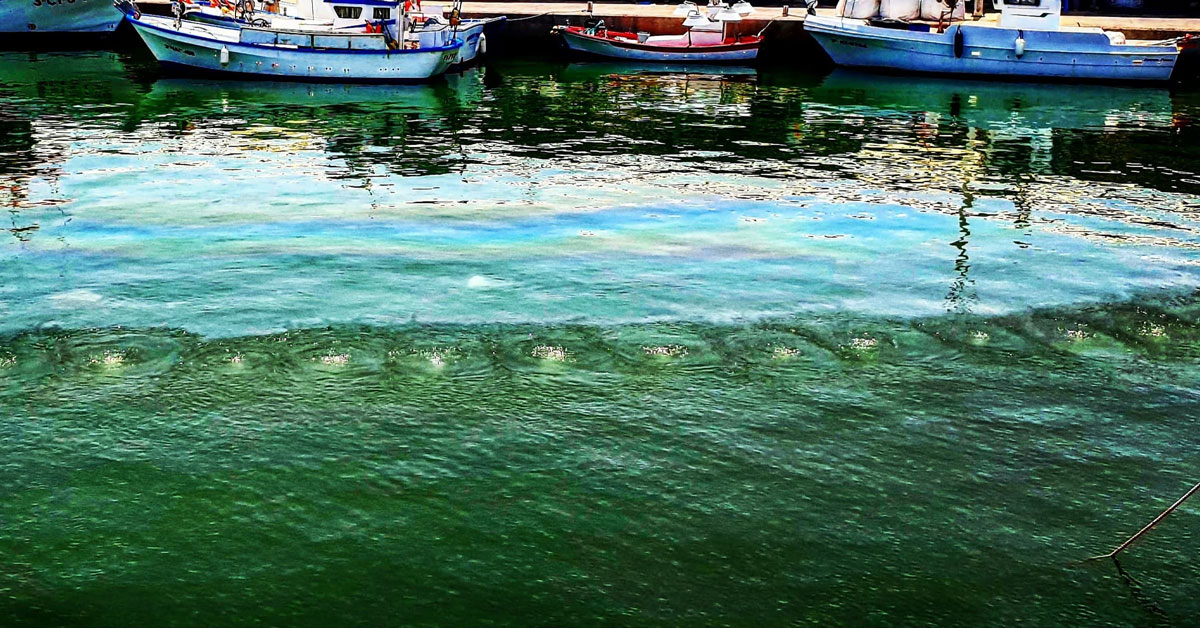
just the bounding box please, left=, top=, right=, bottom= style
left=234, top=0, right=255, bottom=21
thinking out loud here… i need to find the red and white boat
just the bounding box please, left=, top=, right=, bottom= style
left=553, top=2, right=762, bottom=63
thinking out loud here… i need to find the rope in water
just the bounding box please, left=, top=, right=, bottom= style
left=1090, top=480, right=1200, bottom=561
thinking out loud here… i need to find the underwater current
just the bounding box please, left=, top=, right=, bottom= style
left=2, top=50, right=1200, bottom=626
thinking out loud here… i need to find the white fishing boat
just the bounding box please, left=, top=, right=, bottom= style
left=116, top=0, right=461, bottom=81
left=553, top=1, right=762, bottom=63
left=1, top=0, right=121, bottom=34
left=805, top=0, right=1184, bottom=82
left=178, top=0, right=503, bottom=67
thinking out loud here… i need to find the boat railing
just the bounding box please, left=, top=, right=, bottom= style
left=240, top=25, right=389, bottom=49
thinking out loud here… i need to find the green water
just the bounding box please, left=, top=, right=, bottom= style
left=2, top=51, right=1200, bottom=626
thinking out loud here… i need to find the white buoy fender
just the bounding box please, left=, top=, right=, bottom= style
left=219, top=45, right=230, bottom=65
left=1014, top=36, right=1026, bottom=57
left=478, top=32, right=486, bottom=56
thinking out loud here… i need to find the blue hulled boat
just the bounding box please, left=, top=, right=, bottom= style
left=805, top=0, right=1183, bottom=82
left=1, top=0, right=122, bottom=34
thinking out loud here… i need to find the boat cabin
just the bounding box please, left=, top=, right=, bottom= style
left=996, top=0, right=1062, bottom=30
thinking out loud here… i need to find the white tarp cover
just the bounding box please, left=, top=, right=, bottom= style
left=836, top=0, right=881, bottom=19
left=879, top=0, right=920, bottom=20
left=920, top=0, right=965, bottom=20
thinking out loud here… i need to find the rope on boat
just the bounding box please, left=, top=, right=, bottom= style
left=1088, top=480, right=1200, bottom=561
left=755, top=17, right=778, bottom=38
left=505, top=11, right=556, bottom=22
left=1145, top=36, right=1190, bottom=47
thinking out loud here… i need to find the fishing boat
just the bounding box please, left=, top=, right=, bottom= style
left=805, top=0, right=1183, bottom=82
left=1, top=0, right=122, bottom=35
left=115, top=0, right=461, bottom=81
left=178, top=0, right=503, bottom=67
left=553, top=1, right=762, bottom=63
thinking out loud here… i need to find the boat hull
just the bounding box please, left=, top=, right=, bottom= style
left=127, top=15, right=459, bottom=82
left=0, top=0, right=121, bottom=33
left=452, top=18, right=504, bottom=66
left=178, top=13, right=499, bottom=68
left=558, top=28, right=759, bottom=63
left=805, top=15, right=1178, bottom=82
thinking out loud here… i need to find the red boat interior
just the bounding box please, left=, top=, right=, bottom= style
left=563, top=25, right=762, bottom=47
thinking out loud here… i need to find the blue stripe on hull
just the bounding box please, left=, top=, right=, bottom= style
left=156, top=60, right=449, bottom=84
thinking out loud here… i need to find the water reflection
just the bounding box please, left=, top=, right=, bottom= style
left=1, top=52, right=1199, bottom=332
left=4, top=51, right=1200, bottom=628
left=130, top=75, right=485, bottom=179
left=946, top=205, right=977, bottom=314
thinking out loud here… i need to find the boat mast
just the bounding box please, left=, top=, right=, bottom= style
left=450, top=0, right=464, bottom=38
left=397, top=0, right=407, bottom=47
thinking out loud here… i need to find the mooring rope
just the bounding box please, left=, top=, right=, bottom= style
left=755, top=17, right=778, bottom=38
left=504, top=11, right=556, bottom=21
left=1089, top=480, right=1200, bottom=561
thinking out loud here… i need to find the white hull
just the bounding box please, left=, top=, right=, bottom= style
left=127, top=13, right=459, bottom=81
left=805, top=15, right=1178, bottom=82
left=1, top=0, right=121, bottom=33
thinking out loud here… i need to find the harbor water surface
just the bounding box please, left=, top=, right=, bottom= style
left=2, top=50, right=1200, bottom=626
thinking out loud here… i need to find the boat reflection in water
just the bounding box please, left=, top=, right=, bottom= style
left=787, top=69, right=1191, bottom=202
left=799, top=69, right=1192, bottom=312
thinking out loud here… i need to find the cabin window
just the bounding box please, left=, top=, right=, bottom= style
left=373, top=7, right=390, bottom=19
left=333, top=6, right=362, bottom=18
